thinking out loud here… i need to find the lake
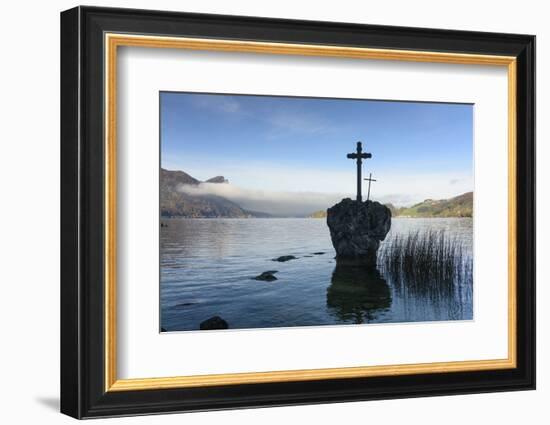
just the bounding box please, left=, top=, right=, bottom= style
left=160, top=217, right=473, bottom=332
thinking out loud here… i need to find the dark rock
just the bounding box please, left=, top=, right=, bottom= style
left=253, top=271, right=278, bottom=281
left=327, top=198, right=391, bottom=267
left=205, top=176, right=228, bottom=183
left=272, top=255, right=297, bottom=262
left=200, top=316, right=229, bottom=330
left=312, top=252, right=325, bottom=255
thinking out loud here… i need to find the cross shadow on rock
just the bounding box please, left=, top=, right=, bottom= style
left=326, top=263, right=391, bottom=324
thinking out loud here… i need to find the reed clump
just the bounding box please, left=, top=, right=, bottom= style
left=378, top=229, right=472, bottom=292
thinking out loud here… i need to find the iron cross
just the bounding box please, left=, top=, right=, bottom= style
left=364, top=172, right=377, bottom=202
left=347, top=141, right=372, bottom=202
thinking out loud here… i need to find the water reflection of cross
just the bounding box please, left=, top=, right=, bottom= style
left=346, top=142, right=372, bottom=202
left=364, top=173, right=377, bottom=202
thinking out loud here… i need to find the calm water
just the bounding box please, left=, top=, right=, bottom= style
left=160, top=218, right=473, bottom=331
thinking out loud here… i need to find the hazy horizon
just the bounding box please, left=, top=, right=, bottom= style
left=163, top=167, right=470, bottom=216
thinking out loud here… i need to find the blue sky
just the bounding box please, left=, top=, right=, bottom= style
left=161, top=91, right=473, bottom=213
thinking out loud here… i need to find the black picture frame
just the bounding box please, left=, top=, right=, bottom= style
left=61, top=5, right=535, bottom=419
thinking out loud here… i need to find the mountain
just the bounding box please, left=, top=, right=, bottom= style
left=161, top=169, right=200, bottom=186
left=205, top=176, right=228, bottom=183
left=384, top=203, right=400, bottom=217
left=308, top=192, right=473, bottom=218
left=160, top=168, right=269, bottom=218
left=392, top=192, right=473, bottom=218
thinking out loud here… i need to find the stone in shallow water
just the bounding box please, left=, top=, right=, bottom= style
left=253, top=271, right=278, bottom=281
left=327, top=198, right=391, bottom=268
left=200, top=316, right=229, bottom=330
left=272, top=255, right=297, bottom=262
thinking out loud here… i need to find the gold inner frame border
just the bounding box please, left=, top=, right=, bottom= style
left=104, top=33, right=517, bottom=392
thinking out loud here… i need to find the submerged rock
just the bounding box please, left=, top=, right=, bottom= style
left=312, top=252, right=325, bottom=255
left=272, top=255, right=297, bottom=262
left=253, top=270, right=278, bottom=281
left=327, top=198, right=391, bottom=267
left=200, top=316, right=228, bottom=330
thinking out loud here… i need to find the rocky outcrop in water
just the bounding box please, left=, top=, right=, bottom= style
left=326, top=198, right=391, bottom=267
left=200, top=316, right=228, bottom=330
left=253, top=271, right=278, bottom=281
left=272, top=255, right=297, bottom=262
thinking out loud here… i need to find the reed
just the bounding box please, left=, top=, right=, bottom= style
left=378, top=229, right=472, bottom=295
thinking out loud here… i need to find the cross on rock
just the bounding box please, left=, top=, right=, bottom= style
left=346, top=142, right=372, bottom=202
left=364, top=172, right=377, bottom=202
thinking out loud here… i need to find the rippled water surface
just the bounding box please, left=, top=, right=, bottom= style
left=160, top=218, right=473, bottom=332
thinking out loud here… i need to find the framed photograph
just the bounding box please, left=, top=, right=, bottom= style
left=60, top=6, right=535, bottom=419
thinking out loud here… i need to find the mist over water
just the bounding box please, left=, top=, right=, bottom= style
left=160, top=218, right=473, bottom=332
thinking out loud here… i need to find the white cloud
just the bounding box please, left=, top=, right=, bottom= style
left=265, top=110, right=331, bottom=137
left=189, top=95, right=335, bottom=137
